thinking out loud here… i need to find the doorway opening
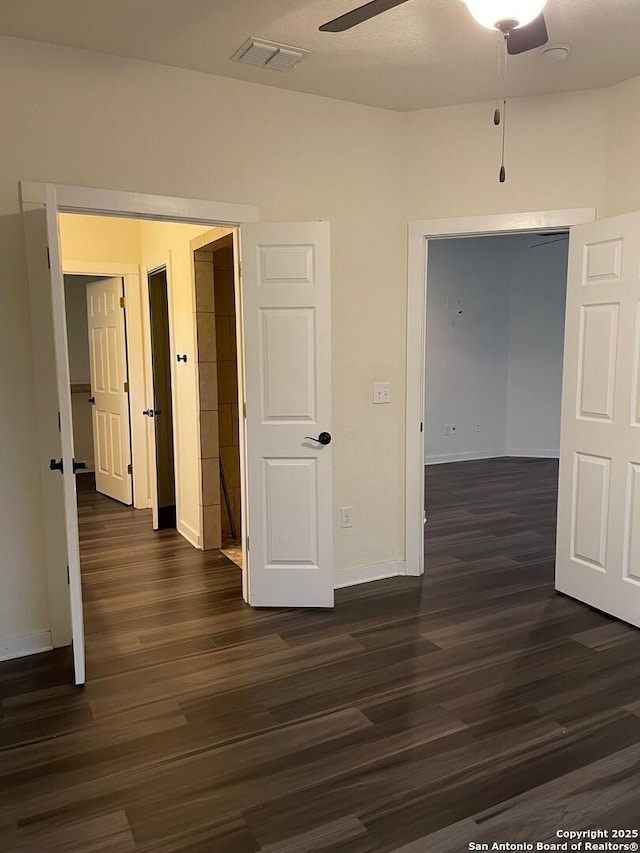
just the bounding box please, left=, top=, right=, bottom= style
left=147, top=267, right=176, bottom=530
left=63, top=274, right=117, bottom=499
left=422, top=231, right=569, bottom=578
left=191, top=231, right=243, bottom=567
left=55, top=210, right=246, bottom=679
left=24, top=181, right=335, bottom=685
left=404, top=208, right=596, bottom=579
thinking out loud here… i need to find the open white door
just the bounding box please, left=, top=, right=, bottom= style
left=240, top=222, right=333, bottom=607
left=23, top=186, right=85, bottom=683
left=86, top=278, right=133, bottom=505
left=556, top=211, right=640, bottom=627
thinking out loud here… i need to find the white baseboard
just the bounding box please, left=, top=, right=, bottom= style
left=506, top=448, right=559, bottom=459
left=425, top=448, right=560, bottom=465
left=178, top=520, right=200, bottom=549
left=334, top=560, right=404, bottom=589
left=0, top=631, right=52, bottom=662
left=425, top=449, right=506, bottom=465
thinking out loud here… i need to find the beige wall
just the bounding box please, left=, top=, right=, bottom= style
left=3, top=32, right=640, bottom=649
left=58, top=215, right=142, bottom=264
left=604, top=75, right=640, bottom=217
left=405, top=88, right=608, bottom=221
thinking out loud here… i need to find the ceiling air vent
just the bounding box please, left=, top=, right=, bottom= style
left=232, top=38, right=310, bottom=72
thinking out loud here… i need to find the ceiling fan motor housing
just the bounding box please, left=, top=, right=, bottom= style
left=497, top=18, right=520, bottom=33
left=464, top=0, right=548, bottom=32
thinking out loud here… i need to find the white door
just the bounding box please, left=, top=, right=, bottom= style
left=86, top=278, right=133, bottom=505
left=240, top=222, right=334, bottom=607
left=556, top=211, right=640, bottom=627
left=23, top=187, right=85, bottom=684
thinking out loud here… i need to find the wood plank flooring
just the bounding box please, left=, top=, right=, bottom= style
left=2, top=458, right=640, bottom=851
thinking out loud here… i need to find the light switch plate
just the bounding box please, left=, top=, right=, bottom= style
left=373, top=382, right=391, bottom=404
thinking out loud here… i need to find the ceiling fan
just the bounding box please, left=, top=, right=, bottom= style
left=319, top=0, right=550, bottom=55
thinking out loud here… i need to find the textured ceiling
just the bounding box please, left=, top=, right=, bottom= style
left=1, top=0, right=639, bottom=111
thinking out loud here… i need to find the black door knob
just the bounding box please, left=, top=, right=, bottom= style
left=73, top=459, right=87, bottom=473
left=88, top=396, right=95, bottom=405
left=49, top=458, right=63, bottom=473
left=304, top=432, right=332, bottom=445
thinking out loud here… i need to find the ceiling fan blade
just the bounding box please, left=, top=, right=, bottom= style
left=506, top=12, right=549, bottom=55
left=319, top=0, right=411, bottom=32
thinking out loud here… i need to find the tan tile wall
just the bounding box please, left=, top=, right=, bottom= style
left=193, top=252, right=221, bottom=550
left=213, top=247, right=241, bottom=536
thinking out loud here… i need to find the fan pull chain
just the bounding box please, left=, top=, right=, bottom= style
left=497, top=34, right=509, bottom=182
left=494, top=33, right=502, bottom=125
left=499, top=97, right=507, bottom=182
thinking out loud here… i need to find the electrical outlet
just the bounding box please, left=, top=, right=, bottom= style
left=450, top=423, right=457, bottom=434
left=474, top=422, right=481, bottom=432
left=373, top=382, right=391, bottom=404
left=340, top=506, right=353, bottom=529
left=444, top=424, right=451, bottom=436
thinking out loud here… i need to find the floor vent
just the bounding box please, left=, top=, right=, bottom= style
left=232, top=38, right=310, bottom=72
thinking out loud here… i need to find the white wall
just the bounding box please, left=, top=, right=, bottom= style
left=0, top=34, right=407, bottom=650
left=505, top=237, right=569, bottom=457
left=425, top=237, right=510, bottom=462
left=425, top=235, right=569, bottom=463
left=2, top=32, right=640, bottom=651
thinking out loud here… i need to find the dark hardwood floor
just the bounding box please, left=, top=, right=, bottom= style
left=2, top=458, right=640, bottom=851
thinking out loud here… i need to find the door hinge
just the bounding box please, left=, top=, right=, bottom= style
left=120, top=296, right=126, bottom=309
left=46, top=247, right=51, bottom=269
left=238, top=261, right=243, bottom=279
left=57, top=411, right=61, bottom=432
left=420, top=422, right=423, bottom=433
left=243, top=401, right=247, bottom=419
left=124, top=381, right=130, bottom=393
left=246, top=536, right=249, bottom=552
left=127, top=463, right=132, bottom=475
left=66, top=566, right=70, bottom=584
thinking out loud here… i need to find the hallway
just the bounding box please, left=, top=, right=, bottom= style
left=76, top=482, right=242, bottom=669
left=1, top=461, right=640, bottom=851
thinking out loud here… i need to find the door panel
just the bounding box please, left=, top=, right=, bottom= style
left=23, top=207, right=71, bottom=650
left=240, top=222, right=333, bottom=608
left=23, top=190, right=85, bottom=684
left=556, top=211, right=640, bottom=627
left=86, top=278, right=132, bottom=505
left=261, top=308, right=317, bottom=420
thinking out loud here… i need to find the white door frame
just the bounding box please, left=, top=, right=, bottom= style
left=63, top=261, right=148, bottom=510
left=405, top=208, right=597, bottom=578
left=21, top=181, right=259, bottom=651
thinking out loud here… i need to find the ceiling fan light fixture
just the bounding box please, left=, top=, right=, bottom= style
left=464, top=0, right=547, bottom=31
